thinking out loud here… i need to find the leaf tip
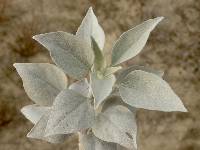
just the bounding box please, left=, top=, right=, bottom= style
left=88, top=6, right=93, bottom=11
left=20, top=106, right=26, bottom=115
left=32, top=34, right=43, bottom=41
left=181, top=105, right=188, bottom=112
left=13, top=63, right=18, bottom=68
left=154, top=16, right=164, bottom=25
left=13, top=63, right=23, bottom=71
left=87, top=6, right=97, bottom=19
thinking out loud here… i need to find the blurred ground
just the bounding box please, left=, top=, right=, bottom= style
left=0, top=0, right=199, bottom=150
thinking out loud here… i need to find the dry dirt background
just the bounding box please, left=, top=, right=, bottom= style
left=0, top=0, right=200, bottom=150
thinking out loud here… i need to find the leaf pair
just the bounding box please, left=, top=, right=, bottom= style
left=33, top=7, right=105, bottom=80
left=18, top=72, right=94, bottom=143
left=90, top=16, right=164, bottom=110
left=14, top=63, right=69, bottom=143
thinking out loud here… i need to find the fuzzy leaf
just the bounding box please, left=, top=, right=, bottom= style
left=91, top=37, right=106, bottom=71
left=92, top=105, right=137, bottom=149
left=69, top=78, right=91, bottom=98
left=14, top=63, right=67, bottom=106
left=79, top=131, right=118, bottom=150
left=111, top=17, right=164, bottom=66
left=76, top=7, right=105, bottom=50
left=91, top=73, right=116, bottom=109
left=45, top=89, right=95, bottom=136
left=27, top=114, right=68, bottom=143
left=119, top=70, right=187, bottom=112
left=116, top=65, right=164, bottom=84
left=103, top=66, right=122, bottom=77
left=101, top=95, right=136, bottom=113
left=33, top=31, right=94, bottom=79
left=79, top=131, right=129, bottom=150
left=21, top=104, right=49, bottom=124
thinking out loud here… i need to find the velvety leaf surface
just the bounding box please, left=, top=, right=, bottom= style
left=111, top=17, right=163, bottom=66
left=103, top=66, right=122, bottom=77
left=79, top=131, right=117, bottom=150
left=45, top=89, right=95, bottom=136
left=101, top=95, right=137, bottom=113
left=27, top=114, right=68, bottom=143
left=69, top=78, right=91, bottom=98
left=91, top=73, right=116, bottom=109
left=116, top=65, right=164, bottom=84
left=91, top=37, right=106, bottom=72
left=21, top=104, right=49, bottom=124
left=14, top=63, right=67, bottom=106
left=33, top=31, right=94, bottom=79
left=92, top=105, right=137, bottom=149
left=119, top=70, right=187, bottom=112
left=76, top=7, right=105, bottom=50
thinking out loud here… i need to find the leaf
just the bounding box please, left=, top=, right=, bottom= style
left=101, top=95, right=136, bottom=113
left=45, top=89, right=95, bottom=136
left=69, top=78, right=91, bottom=98
left=91, top=37, right=106, bottom=72
left=27, top=114, right=68, bottom=143
left=21, top=104, right=49, bottom=124
left=91, top=72, right=116, bottom=109
left=119, top=70, right=187, bottom=112
left=14, top=63, right=67, bottom=106
left=33, top=31, right=94, bottom=79
left=76, top=7, right=105, bottom=50
left=111, top=17, right=164, bottom=66
left=79, top=131, right=118, bottom=150
left=103, top=66, right=122, bottom=77
left=116, top=65, right=164, bottom=84
left=92, top=105, right=137, bottom=149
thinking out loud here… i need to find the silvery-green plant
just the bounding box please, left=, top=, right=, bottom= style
left=14, top=7, right=187, bottom=150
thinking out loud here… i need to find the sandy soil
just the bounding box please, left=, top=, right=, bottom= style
left=0, top=0, right=199, bottom=150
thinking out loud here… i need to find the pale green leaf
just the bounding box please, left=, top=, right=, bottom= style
left=103, top=66, right=122, bottom=77
left=76, top=7, right=105, bottom=50
left=27, top=114, right=68, bottom=143
left=21, top=104, right=49, bottom=124
left=79, top=131, right=118, bottom=150
left=79, top=131, right=130, bottom=150
left=101, top=95, right=136, bottom=113
left=14, top=63, right=67, bottom=106
left=92, top=105, right=137, bottom=149
left=116, top=65, right=164, bottom=84
left=119, top=70, right=187, bottom=112
left=91, top=37, right=106, bottom=72
left=45, top=89, right=95, bottom=136
left=91, top=73, right=116, bottom=109
left=111, top=17, right=164, bottom=66
left=33, top=31, right=94, bottom=79
left=69, top=78, right=91, bottom=98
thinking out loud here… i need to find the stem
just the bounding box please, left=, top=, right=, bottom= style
left=78, top=130, right=88, bottom=150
